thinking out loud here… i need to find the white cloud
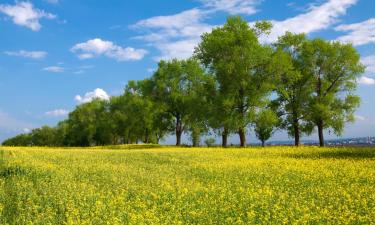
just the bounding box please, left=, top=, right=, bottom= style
left=75, top=88, right=110, bottom=104
left=156, top=39, right=202, bottom=60
left=264, top=0, right=357, bottom=42
left=134, top=9, right=207, bottom=31
left=44, top=0, right=59, bottom=4
left=45, top=109, right=69, bottom=117
left=0, top=1, right=56, bottom=31
left=133, top=9, right=212, bottom=59
left=43, top=66, right=64, bottom=73
left=335, top=18, right=375, bottom=46
left=200, top=0, right=260, bottom=15
left=361, top=55, right=375, bottom=73
left=23, top=128, right=31, bottom=133
left=355, top=115, right=365, bottom=121
left=4, top=50, right=47, bottom=59
left=71, top=38, right=147, bottom=61
left=358, top=76, right=375, bottom=85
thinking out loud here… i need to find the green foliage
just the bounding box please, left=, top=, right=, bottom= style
left=144, top=58, right=210, bottom=146
left=204, top=137, right=216, bottom=147
left=271, top=32, right=315, bottom=146
left=254, top=109, right=279, bottom=147
left=302, top=39, right=364, bottom=146
left=2, top=133, right=32, bottom=146
left=195, top=16, right=273, bottom=147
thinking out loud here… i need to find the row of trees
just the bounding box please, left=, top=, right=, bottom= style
left=3, top=16, right=364, bottom=147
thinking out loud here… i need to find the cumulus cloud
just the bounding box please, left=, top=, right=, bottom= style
left=358, top=76, right=375, bottom=85
left=133, top=9, right=212, bottom=60
left=71, top=38, right=147, bottom=61
left=264, top=0, right=358, bottom=42
left=0, top=1, right=56, bottom=31
left=361, top=55, right=375, bottom=73
left=75, top=88, right=110, bottom=104
left=134, top=9, right=207, bottom=32
left=200, top=0, right=260, bottom=15
left=43, top=66, right=64, bottom=73
left=335, top=18, right=375, bottom=46
left=4, top=50, right=47, bottom=59
left=45, top=109, right=69, bottom=117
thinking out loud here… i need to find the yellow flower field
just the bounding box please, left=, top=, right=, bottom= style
left=0, top=146, right=374, bottom=224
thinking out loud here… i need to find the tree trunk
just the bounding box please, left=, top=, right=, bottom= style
left=156, top=134, right=160, bottom=144
left=176, top=116, right=182, bottom=146
left=316, top=74, right=324, bottom=147
left=261, top=140, right=265, bottom=147
left=176, top=132, right=182, bottom=146
left=144, top=129, right=149, bottom=144
left=222, top=127, right=228, bottom=148
left=293, top=121, right=300, bottom=147
left=238, top=127, right=246, bottom=147
left=317, top=120, right=324, bottom=147
left=191, top=127, right=200, bottom=147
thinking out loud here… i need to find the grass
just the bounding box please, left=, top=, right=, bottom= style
left=0, top=146, right=374, bottom=224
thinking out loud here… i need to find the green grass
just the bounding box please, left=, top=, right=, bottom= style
left=0, top=146, right=374, bottom=224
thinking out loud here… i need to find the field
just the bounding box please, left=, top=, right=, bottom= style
left=0, top=146, right=374, bottom=224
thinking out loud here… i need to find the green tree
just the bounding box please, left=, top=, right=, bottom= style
left=2, top=133, right=32, bottom=146
left=203, top=74, right=235, bottom=147
left=124, top=81, right=163, bottom=144
left=30, top=126, right=58, bottom=146
left=254, top=109, right=279, bottom=147
left=109, top=95, right=131, bottom=144
left=270, top=32, right=314, bottom=146
left=55, top=121, right=69, bottom=146
left=195, top=16, right=273, bottom=147
left=303, top=39, right=364, bottom=146
left=146, top=58, right=208, bottom=146
left=65, top=99, right=109, bottom=146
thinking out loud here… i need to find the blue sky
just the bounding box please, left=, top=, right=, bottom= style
left=0, top=0, right=375, bottom=143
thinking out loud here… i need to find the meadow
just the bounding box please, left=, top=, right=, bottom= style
left=0, top=146, right=374, bottom=224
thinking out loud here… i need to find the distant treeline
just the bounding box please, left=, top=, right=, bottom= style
left=2, top=16, right=364, bottom=147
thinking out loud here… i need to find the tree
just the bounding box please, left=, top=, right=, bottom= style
left=124, top=80, right=166, bottom=144
left=146, top=58, right=208, bottom=146
left=203, top=74, right=236, bottom=147
left=303, top=39, right=364, bottom=146
left=65, top=99, right=109, bottom=146
left=55, top=121, right=69, bottom=146
left=254, top=109, right=279, bottom=147
left=134, top=79, right=172, bottom=144
left=2, top=133, right=32, bottom=146
left=30, top=126, right=58, bottom=146
left=110, top=95, right=132, bottom=144
left=195, top=16, right=273, bottom=147
left=270, top=32, right=314, bottom=146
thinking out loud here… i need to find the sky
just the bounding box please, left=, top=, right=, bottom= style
left=0, top=0, right=375, bottom=144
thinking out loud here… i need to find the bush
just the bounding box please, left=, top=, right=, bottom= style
left=204, top=137, right=216, bottom=147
